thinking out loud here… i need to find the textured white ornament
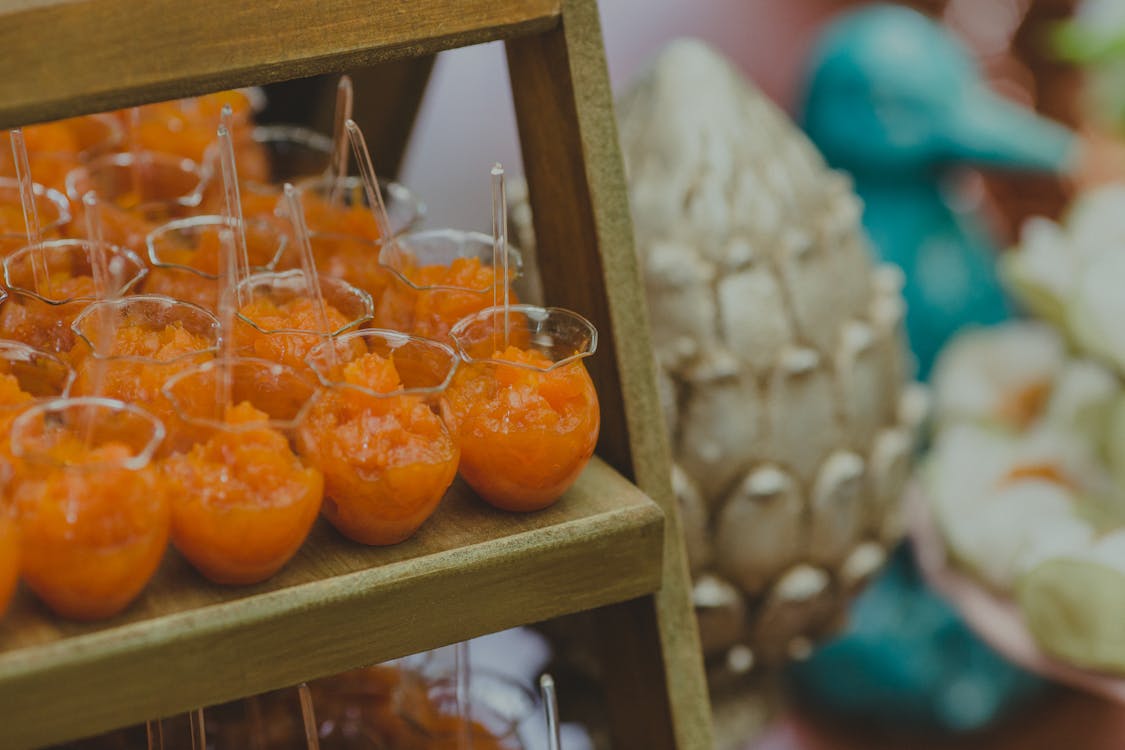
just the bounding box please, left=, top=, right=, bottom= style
left=619, top=39, right=917, bottom=666
left=512, top=38, right=919, bottom=668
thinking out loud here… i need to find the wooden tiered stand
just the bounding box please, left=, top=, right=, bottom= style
left=0, top=1, right=712, bottom=747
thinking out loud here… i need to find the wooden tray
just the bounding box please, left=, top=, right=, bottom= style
left=0, top=458, right=663, bottom=749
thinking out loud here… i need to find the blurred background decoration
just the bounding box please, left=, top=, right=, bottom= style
left=801, top=4, right=1073, bottom=380
left=919, top=183, right=1125, bottom=684
left=1054, top=0, right=1125, bottom=133
left=250, top=1, right=1125, bottom=748
left=788, top=3, right=1071, bottom=737
left=615, top=36, right=919, bottom=744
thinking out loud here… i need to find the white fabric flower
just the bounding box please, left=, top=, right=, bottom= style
left=930, top=322, right=1065, bottom=431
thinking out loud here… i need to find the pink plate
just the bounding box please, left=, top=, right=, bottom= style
left=907, top=484, right=1125, bottom=703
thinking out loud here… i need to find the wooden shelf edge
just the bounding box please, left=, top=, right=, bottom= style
left=0, top=458, right=663, bottom=749
left=0, top=0, right=561, bottom=127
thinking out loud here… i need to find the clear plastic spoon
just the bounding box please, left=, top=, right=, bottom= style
left=216, top=225, right=239, bottom=411
left=9, top=128, right=45, bottom=292
left=83, top=191, right=112, bottom=300
left=298, top=682, right=321, bottom=750
left=328, top=75, right=353, bottom=207
left=456, top=640, right=472, bottom=750
left=80, top=190, right=118, bottom=443
left=189, top=708, right=206, bottom=750
left=128, top=107, right=144, bottom=206
left=540, top=674, right=562, bottom=750
left=217, top=112, right=250, bottom=297
left=490, top=163, right=510, bottom=349
left=146, top=719, right=164, bottom=750
left=344, top=119, right=394, bottom=241
left=283, top=182, right=334, bottom=359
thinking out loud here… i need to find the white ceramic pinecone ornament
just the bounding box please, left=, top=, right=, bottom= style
left=618, top=39, right=921, bottom=668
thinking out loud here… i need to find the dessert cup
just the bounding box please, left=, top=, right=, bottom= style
left=161, top=356, right=323, bottom=584
left=377, top=229, right=522, bottom=341
left=299, top=329, right=460, bottom=545
left=10, top=396, right=168, bottom=620
left=0, top=238, right=146, bottom=353
left=234, top=269, right=373, bottom=372
left=145, top=215, right=288, bottom=311
left=0, top=178, right=71, bottom=257
left=66, top=151, right=206, bottom=254
left=70, top=294, right=219, bottom=454
left=447, top=305, right=599, bottom=512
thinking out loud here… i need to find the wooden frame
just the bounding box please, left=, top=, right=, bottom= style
left=0, top=1, right=713, bottom=747
left=1, top=462, right=663, bottom=749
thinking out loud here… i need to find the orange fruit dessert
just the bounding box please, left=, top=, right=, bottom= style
left=306, top=666, right=515, bottom=750
left=0, top=121, right=97, bottom=193
left=14, top=155, right=79, bottom=195
left=0, top=202, right=31, bottom=235
left=236, top=295, right=360, bottom=372
left=161, top=401, right=322, bottom=585
left=0, top=372, right=34, bottom=408
left=0, top=273, right=97, bottom=354
left=377, top=256, right=514, bottom=341
left=296, top=352, right=458, bottom=545
left=0, top=372, right=38, bottom=458
left=3, top=116, right=117, bottom=189
left=72, top=319, right=216, bottom=454
left=237, top=187, right=285, bottom=222
left=87, top=203, right=166, bottom=257
left=21, top=121, right=80, bottom=155
left=146, top=220, right=287, bottom=311
left=308, top=665, right=424, bottom=749
left=0, top=452, right=17, bottom=617
left=197, top=181, right=285, bottom=226
left=446, top=346, right=599, bottom=512
left=299, top=188, right=383, bottom=242
left=122, top=91, right=258, bottom=166
left=66, top=153, right=205, bottom=255
left=0, top=187, right=69, bottom=256
left=304, top=233, right=390, bottom=308
left=0, top=346, right=74, bottom=464
left=7, top=115, right=120, bottom=158
left=13, top=436, right=169, bottom=620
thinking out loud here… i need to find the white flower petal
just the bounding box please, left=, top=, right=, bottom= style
left=931, top=322, right=1064, bottom=429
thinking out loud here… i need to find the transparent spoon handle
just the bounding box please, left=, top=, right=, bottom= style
left=146, top=719, right=164, bottom=750
left=344, top=119, right=394, bottom=241
left=456, top=640, right=472, bottom=750
left=217, top=112, right=250, bottom=294
left=298, top=682, right=321, bottom=750
left=329, top=75, right=354, bottom=206
left=540, top=673, right=562, bottom=750
left=216, top=226, right=239, bottom=411
left=189, top=708, right=205, bottom=750
left=490, top=163, right=509, bottom=349
left=283, top=183, right=335, bottom=369
left=9, top=128, right=45, bottom=292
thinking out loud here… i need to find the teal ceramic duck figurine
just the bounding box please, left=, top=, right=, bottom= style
left=790, top=6, right=1074, bottom=732
left=786, top=544, right=1045, bottom=731
left=801, top=4, right=1074, bottom=379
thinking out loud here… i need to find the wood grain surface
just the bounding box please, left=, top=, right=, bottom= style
left=0, top=459, right=663, bottom=749
left=0, top=0, right=559, bottom=128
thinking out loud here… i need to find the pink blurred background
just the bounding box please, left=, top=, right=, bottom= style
left=399, top=0, right=850, bottom=233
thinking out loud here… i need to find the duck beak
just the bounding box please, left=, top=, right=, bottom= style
left=937, top=86, right=1075, bottom=174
